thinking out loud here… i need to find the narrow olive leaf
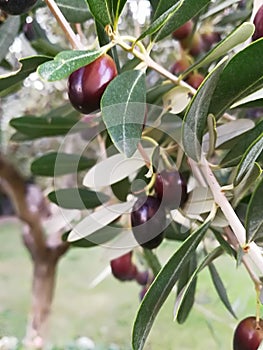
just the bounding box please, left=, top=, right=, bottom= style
left=10, top=116, right=85, bottom=138
left=232, top=163, right=262, bottom=208
left=110, top=0, right=127, bottom=21
left=231, top=88, right=263, bottom=109
left=0, top=17, right=20, bottom=63
left=208, top=262, right=236, bottom=318
left=234, top=133, right=263, bottom=185
left=67, top=200, right=135, bottom=242
left=31, top=152, right=95, bottom=177
left=135, top=1, right=183, bottom=42
left=55, top=0, right=91, bottom=23
left=174, top=247, right=225, bottom=320
left=86, top=0, right=113, bottom=26
left=62, top=224, right=121, bottom=248
left=0, top=56, right=51, bottom=96
left=202, top=118, right=254, bottom=153
left=132, top=221, right=210, bottom=350
left=246, top=176, right=263, bottom=242
left=200, top=0, right=240, bottom=20
left=182, top=58, right=227, bottom=162
left=220, top=120, right=263, bottom=167
left=48, top=188, right=109, bottom=210
left=153, top=0, right=179, bottom=19
left=149, top=0, right=159, bottom=14
left=101, top=70, right=146, bottom=157
left=211, top=229, right=236, bottom=258
left=183, top=22, right=254, bottom=78
left=209, top=39, right=263, bottom=119
left=153, top=0, right=211, bottom=42
left=38, top=49, right=103, bottom=81
left=83, top=148, right=152, bottom=189
left=176, top=254, right=197, bottom=324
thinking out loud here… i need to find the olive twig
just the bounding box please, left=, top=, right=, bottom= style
left=44, top=0, right=84, bottom=50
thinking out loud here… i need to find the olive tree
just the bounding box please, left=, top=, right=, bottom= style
left=0, top=0, right=263, bottom=349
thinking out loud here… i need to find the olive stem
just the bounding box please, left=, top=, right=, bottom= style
left=200, top=156, right=263, bottom=275
left=137, top=142, right=151, bottom=169
left=44, top=0, right=84, bottom=50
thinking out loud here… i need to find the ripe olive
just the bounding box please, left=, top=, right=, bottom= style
left=252, top=5, right=263, bottom=41
left=131, top=196, right=166, bottom=250
left=0, top=0, right=37, bottom=15
left=110, top=251, right=137, bottom=281
left=186, top=72, right=205, bottom=90
left=154, top=170, right=188, bottom=209
left=68, top=54, right=117, bottom=114
left=172, top=20, right=193, bottom=40
left=233, top=316, right=263, bottom=350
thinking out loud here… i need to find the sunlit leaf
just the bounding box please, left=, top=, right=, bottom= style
left=83, top=148, right=152, bottom=189
left=68, top=200, right=135, bottom=242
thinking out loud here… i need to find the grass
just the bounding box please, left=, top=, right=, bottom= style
left=0, top=220, right=258, bottom=349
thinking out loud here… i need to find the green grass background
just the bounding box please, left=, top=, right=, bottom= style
left=0, top=221, right=257, bottom=349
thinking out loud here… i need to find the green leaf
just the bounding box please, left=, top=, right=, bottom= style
left=86, top=0, right=113, bottom=26
left=62, top=224, right=121, bottom=247
left=232, top=163, right=262, bottom=208
left=110, top=0, right=127, bottom=22
left=31, top=152, right=95, bottom=177
left=136, top=1, right=183, bottom=42
left=38, top=49, right=103, bottom=81
left=174, top=247, right=225, bottom=320
left=208, top=262, right=236, bottom=318
left=153, top=0, right=179, bottom=19
left=132, top=221, right=210, bottom=350
left=176, top=254, right=197, bottom=324
left=183, top=22, right=254, bottom=77
left=209, top=39, right=263, bottom=119
left=10, top=115, right=85, bottom=139
left=0, top=17, right=20, bottom=63
left=182, top=58, right=227, bottom=162
left=48, top=188, right=109, bottom=209
left=153, top=0, right=211, bottom=42
left=234, top=133, right=263, bottom=185
left=0, top=56, right=51, bottom=96
left=55, top=0, right=91, bottom=23
left=246, top=176, right=263, bottom=242
left=220, top=120, right=263, bottom=167
left=101, top=70, right=146, bottom=157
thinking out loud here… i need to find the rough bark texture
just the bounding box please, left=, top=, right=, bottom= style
left=0, top=153, right=70, bottom=348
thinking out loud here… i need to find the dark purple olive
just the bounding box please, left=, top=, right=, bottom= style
left=0, top=0, right=37, bottom=15
left=233, top=316, right=263, bottom=350
left=68, top=54, right=117, bottom=114
left=252, top=5, right=263, bottom=41
left=131, top=196, right=166, bottom=250
left=135, top=270, right=149, bottom=286
left=154, top=170, right=188, bottom=209
left=110, top=251, right=138, bottom=282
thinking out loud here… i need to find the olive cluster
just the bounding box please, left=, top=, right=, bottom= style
left=131, top=170, right=188, bottom=250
